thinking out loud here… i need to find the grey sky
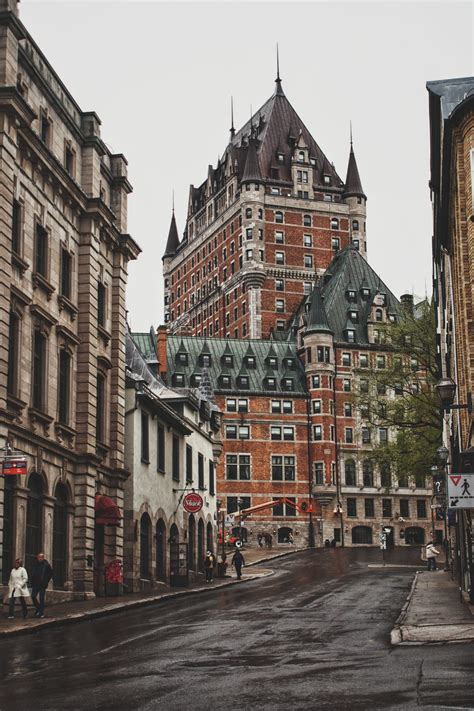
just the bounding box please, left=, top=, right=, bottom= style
left=21, top=1, right=473, bottom=331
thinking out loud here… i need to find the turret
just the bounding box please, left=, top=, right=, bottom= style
left=162, top=210, right=180, bottom=325
left=343, top=132, right=367, bottom=257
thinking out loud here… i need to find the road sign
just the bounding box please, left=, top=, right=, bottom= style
left=447, top=473, right=474, bottom=509
left=183, top=492, right=203, bottom=513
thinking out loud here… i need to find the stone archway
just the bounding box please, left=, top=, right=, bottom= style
left=156, top=519, right=166, bottom=581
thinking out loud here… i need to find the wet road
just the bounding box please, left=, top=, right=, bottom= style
left=0, top=549, right=472, bottom=711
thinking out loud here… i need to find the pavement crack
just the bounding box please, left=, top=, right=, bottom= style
left=415, top=659, right=424, bottom=706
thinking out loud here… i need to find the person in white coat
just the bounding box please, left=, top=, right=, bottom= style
left=7, top=559, right=29, bottom=619
left=426, top=542, right=440, bottom=571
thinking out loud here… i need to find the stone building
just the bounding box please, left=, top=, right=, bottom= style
left=428, top=76, right=474, bottom=596
left=162, top=73, right=366, bottom=340
left=124, top=334, right=220, bottom=590
left=0, top=0, right=140, bottom=598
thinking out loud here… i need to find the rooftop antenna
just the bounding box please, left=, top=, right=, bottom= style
left=275, top=43, right=283, bottom=95
left=230, top=96, right=235, bottom=139
left=172, top=189, right=175, bottom=214
left=350, top=120, right=353, bottom=148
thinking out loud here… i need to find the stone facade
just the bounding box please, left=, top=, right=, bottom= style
left=0, top=0, right=140, bottom=598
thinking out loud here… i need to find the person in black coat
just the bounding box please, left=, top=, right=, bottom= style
left=231, top=549, right=245, bottom=579
left=30, top=552, right=53, bottom=618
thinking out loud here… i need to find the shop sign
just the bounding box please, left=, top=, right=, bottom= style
left=2, top=458, right=28, bottom=476
left=183, top=492, right=203, bottom=513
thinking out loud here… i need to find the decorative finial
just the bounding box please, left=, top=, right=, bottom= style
left=275, top=43, right=283, bottom=95
left=172, top=189, right=175, bottom=214
left=350, top=120, right=353, bottom=148
left=230, top=96, right=235, bottom=139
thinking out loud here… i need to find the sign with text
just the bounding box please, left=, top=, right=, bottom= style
left=448, top=474, right=474, bottom=509
left=2, top=458, right=27, bottom=476
left=183, top=492, right=203, bottom=514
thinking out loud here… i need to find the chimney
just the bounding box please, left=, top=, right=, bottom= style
left=400, top=293, right=414, bottom=313
left=156, top=325, right=168, bottom=380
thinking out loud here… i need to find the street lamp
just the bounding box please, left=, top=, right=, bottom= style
left=436, top=445, right=450, bottom=572
left=436, top=378, right=472, bottom=413
left=237, top=496, right=243, bottom=546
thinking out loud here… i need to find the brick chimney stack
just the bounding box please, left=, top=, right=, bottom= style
left=156, top=326, right=168, bottom=381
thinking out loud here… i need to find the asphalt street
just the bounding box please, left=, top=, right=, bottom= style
left=0, top=549, right=472, bottom=711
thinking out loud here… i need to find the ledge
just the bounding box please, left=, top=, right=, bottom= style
left=12, top=252, right=29, bottom=275
left=32, top=272, right=55, bottom=300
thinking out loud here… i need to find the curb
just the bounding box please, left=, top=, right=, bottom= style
left=390, top=571, right=419, bottom=645
left=0, top=569, right=273, bottom=640
left=245, top=547, right=307, bottom=568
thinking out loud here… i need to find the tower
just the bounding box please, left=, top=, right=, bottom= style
left=343, top=132, right=367, bottom=257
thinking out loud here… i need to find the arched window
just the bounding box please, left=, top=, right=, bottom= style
left=275, top=211, right=284, bottom=224
left=156, top=519, right=166, bottom=581
left=298, top=150, right=305, bottom=162
left=140, top=513, right=151, bottom=579
left=206, top=522, right=214, bottom=553
left=198, top=519, right=205, bottom=571
left=352, top=526, right=373, bottom=544
left=330, top=218, right=339, bottom=230
left=345, top=460, right=356, bottom=486
left=25, top=473, right=44, bottom=574
left=363, top=461, right=374, bottom=487
left=53, top=483, right=68, bottom=588
left=277, top=526, right=293, bottom=543
left=188, top=514, right=196, bottom=571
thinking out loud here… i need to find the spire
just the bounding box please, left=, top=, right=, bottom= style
left=163, top=211, right=180, bottom=258
left=343, top=129, right=366, bottom=199
left=305, top=285, right=334, bottom=335
left=275, top=43, right=284, bottom=96
left=230, top=96, right=235, bottom=141
left=241, top=135, right=262, bottom=184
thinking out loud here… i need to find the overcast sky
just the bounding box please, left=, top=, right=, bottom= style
left=21, top=1, right=473, bottom=331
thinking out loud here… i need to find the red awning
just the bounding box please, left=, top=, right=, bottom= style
left=95, top=495, right=122, bottom=526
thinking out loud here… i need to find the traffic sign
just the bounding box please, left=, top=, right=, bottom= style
left=183, top=492, right=203, bottom=513
left=447, top=473, right=474, bottom=509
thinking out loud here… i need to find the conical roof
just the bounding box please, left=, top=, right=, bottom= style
left=306, top=285, right=334, bottom=335
left=163, top=212, right=180, bottom=258
left=241, top=138, right=262, bottom=183
left=343, top=144, right=366, bottom=199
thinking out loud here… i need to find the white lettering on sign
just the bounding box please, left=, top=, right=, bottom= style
left=447, top=473, right=474, bottom=509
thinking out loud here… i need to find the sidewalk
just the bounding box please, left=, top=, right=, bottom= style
left=391, top=569, right=474, bottom=645
left=0, top=546, right=302, bottom=639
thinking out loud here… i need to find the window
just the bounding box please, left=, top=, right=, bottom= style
left=376, top=355, right=386, bottom=369
left=12, top=199, right=22, bottom=255
left=375, top=309, right=383, bottom=322
left=359, top=353, right=368, bottom=368
left=35, top=223, right=48, bottom=277
left=363, top=461, right=373, bottom=486
left=303, top=282, right=312, bottom=295
left=227, top=496, right=251, bottom=514
left=275, top=251, right=285, bottom=265
left=276, top=299, right=285, bottom=313
left=271, top=426, right=294, bottom=440
left=172, top=435, right=180, bottom=481
left=246, top=249, right=253, bottom=261
left=381, top=463, right=391, bottom=488
left=416, top=500, right=427, bottom=518
left=352, top=220, right=359, bottom=231
left=198, top=453, right=204, bottom=489
left=60, top=249, right=72, bottom=299
left=314, top=462, right=324, bottom=485
left=304, top=254, right=313, bottom=268
left=400, top=499, right=410, bottom=518
left=312, top=375, right=320, bottom=388
left=276, top=320, right=285, bottom=331
left=345, top=460, right=356, bottom=486
left=275, top=211, right=284, bottom=224
left=344, top=403, right=352, bottom=416
left=32, top=330, right=47, bottom=411
left=65, top=144, right=75, bottom=176
left=360, top=403, right=369, bottom=418
left=58, top=349, right=71, bottom=425
left=365, top=499, right=375, bottom=518
left=226, top=454, right=251, bottom=480
left=7, top=311, right=20, bottom=397
left=141, top=412, right=150, bottom=463
left=275, top=278, right=284, bottom=291
left=245, top=208, right=252, bottom=219
left=40, top=111, right=50, bottom=145
left=382, top=499, right=392, bottom=518
left=273, top=497, right=296, bottom=517
left=96, top=372, right=106, bottom=442
left=379, top=428, right=388, bottom=443
left=275, top=230, right=284, bottom=244
left=313, top=425, right=322, bottom=441
left=272, top=455, right=295, bottom=481
left=312, top=399, right=321, bottom=414
left=345, top=427, right=353, bottom=444
left=303, top=234, right=312, bottom=247
left=303, top=214, right=311, bottom=227
left=377, top=382, right=387, bottom=395
left=360, top=379, right=369, bottom=394
left=343, top=379, right=351, bottom=392
left=209, top=460, right=215, bottom=496
left=317, top=346, right=330, bottom=363
left=246, top=227, right=252, bottom=240
left=331, top=237, right=340, bottom=251
left=282, top=400, right=292, bottom=413
left=342, top=352, right=351, bottom=366
left=97, top=282, right=106, bottom=328
left=186, top=445, right=193, bottom=483
left=362, top=428, right=371, bottom=444
left=323, top=194, right=332, bottom=202
left=330, top=218, right=339, bottom=230
left=157, top=425, right=165, bottom=472
left=347, top=498, right=357, bottom=517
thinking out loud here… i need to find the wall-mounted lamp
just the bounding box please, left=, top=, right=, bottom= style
left=436, top=378, right=472, bottom=413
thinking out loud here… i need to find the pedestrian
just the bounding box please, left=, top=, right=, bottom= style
left=267, top=534, right=273, bottom=549
left=231, top=549, right=245, bottom=579
left=7, top=558, right=29, bottom=620
left=288, top=532, right=294, bottom=545
left=203, top=551, right=215, bottom=582
left=30, top=552, right=53, bottom=618
left=330, top=538, right=336, bottom=548
left=425, top=541, right=440, bottom=571
left=324, top=539, right=330, bottom=548
left=257, top=533, right=263, bottom=548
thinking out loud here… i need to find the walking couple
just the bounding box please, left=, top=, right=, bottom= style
left=7, top=553, right=53, bottom=620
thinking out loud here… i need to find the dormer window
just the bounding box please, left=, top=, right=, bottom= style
left=389, top=314, right=396, bottom=323
left=176, top=352, right=188, bottom=365
left=323, top=175, right=331, bottom=185
left=173, top=373, right=185, bottom=387
left=267, top=356, right=277, bottom=368
left=219, top=374, right=231, bottom=387
left=310, top=157, right=316, bottom=166
left=238, top=375, right=250, bottom=389
left=282, top=378, right=294, bottom=391
left=265, top=377, right=276, bottom=390
left=284, top=358, right=295, bottom=369
left=222, top=354, right=233, bottom=367
left=200, top=353, right=212, bottom=367
left=361, top=287, right=370, bottom=299
left=277, top=152, right=285, bottom=163
left=245, top=356, right=256, bottom=368
left=297, top=150, right=305, bottom=162
left=191, top=373, right=202, bottom=386
left=346, top=329, right=356, bottom=343
left=347, top=289, right=356, bottom=302
left=375, top=309, right=383, bottom=322
left=349, top=310, right=359, bottom=323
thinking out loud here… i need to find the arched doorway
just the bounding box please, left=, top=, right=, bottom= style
left=140, top=513, right=151, bottom=579
left=198, top=519, right=205, bottom=570
left=1, top=476, right=15, bottom=584
left=278, top=526, right=293, bottom=543
left=232, top=526, right=248, bottom=543
left=53, top=483, right=68, bottom=588
left=156, top=519, right=166, bottom=581
left=206, top=522, right=214, bottom=552
left=351, top=526, right=373, bottom=545
left=25, top=473, right=44, bottom=574
left=188, top=514, right=196, bottom=570
left=405, top=527, right=425, bottom=545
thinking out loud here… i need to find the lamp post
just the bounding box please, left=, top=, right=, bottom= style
left=216, top=498, right=225, bottom=563
left=237, top=496, right=243, bottom=546
left=436, top=445, right=450, bottom=573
